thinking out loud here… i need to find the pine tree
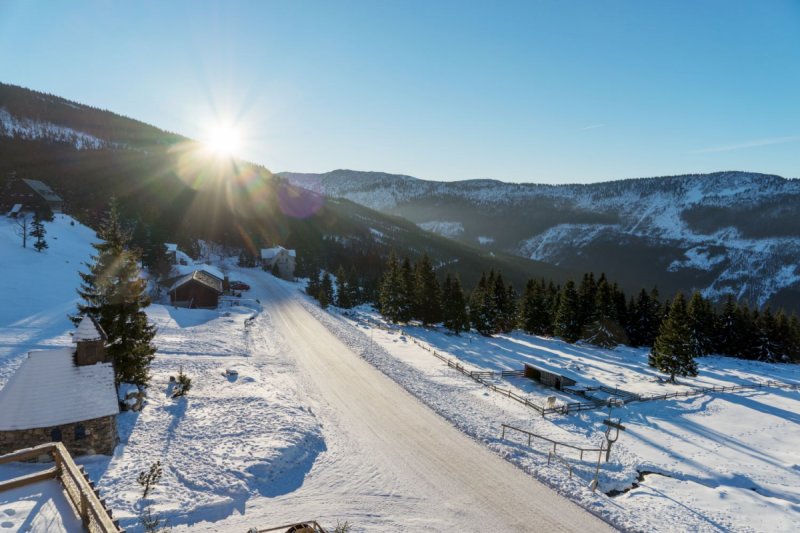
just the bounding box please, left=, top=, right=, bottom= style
left=335, top=265, right=352, bottom=308
left=553, top=280, right=581, bottom=343
left=400, top=257, right=415, bottom=322
left=519, top=279, right=552, bottom=336
left=379, top=253, right=405, bottom=322
left=687, top=291, right=714, bottom=357
left=75, top=199, right=156, bottom=387
left=31, top=211, right=48, bottom=252
left=442, top=274, right=470, bottom=335
left=320, top=271, right=334, bottom=308
left=306, top=267, right=321, bottom=298
left=649, top=293, right=698, bottom=382
left=715, top=294, right=740, bottom=356
left=470, top=272, right=496, bottom=336
left=583, top=278, right=628, bottom=348
left=414, top=254, right=442, bottom=326
left=577, top=272, right=597, bottom=331
left=755, top=307, right=781, bottom=362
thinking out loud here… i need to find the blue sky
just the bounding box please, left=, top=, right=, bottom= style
left=1, top=1, right=798, bottom=183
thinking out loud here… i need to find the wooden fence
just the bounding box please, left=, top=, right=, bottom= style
left=500, top=423, right=606, bottom=463
left=0, top=442, right=123, bottom=532
left=356, top=314, right=800, bottom=416
left=254, top=520, right=328, bottom=532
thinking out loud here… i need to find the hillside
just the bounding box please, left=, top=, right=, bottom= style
left=0, top=82, right=565, bottom=291
left=282, top=169, right=800, bottom=310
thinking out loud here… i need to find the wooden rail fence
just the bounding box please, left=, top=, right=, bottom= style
left=254, top=520, right=328, bottom=532
left=356, top=313, right=800, bottom=416
left=0, top=442, right=123, bottom=532
left=500, top=423, right=606, bottom=463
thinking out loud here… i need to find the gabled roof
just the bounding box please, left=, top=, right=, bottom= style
left=0, top=348, right=118, bottom=430
left=261, top=246, right=296, bottom=259
left=174, top=263, right=225, bottom=281
left=74, top=315, right=107, bottom=342
left=164, top=243, right=178, bottom=252
left=21, top=179, right=62, bottom=202
left=168, top=270, right=223, bottom=294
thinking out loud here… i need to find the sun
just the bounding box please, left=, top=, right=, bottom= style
left=202, top=124, right=242, bottom=157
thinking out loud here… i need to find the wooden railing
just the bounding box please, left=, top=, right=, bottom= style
left=500, top=423, right=606, bottom=463
left=0, top=442, right=123, bottom=532
left=254, top=520, right=328, bottom=532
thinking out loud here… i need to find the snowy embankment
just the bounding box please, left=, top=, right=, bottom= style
left=299, top=300, right=800, bottom=532
left=0, top=218, right=323, bottom=531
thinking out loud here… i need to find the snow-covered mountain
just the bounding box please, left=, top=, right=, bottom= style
left=282, top=170, right=800, bottom=309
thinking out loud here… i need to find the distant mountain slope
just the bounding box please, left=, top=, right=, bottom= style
left=0, top=83, right=565, bottom=291
left=282, top=169, right=800, bottom=310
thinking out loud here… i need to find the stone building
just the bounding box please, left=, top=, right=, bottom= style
left=0, top=316, right=119, bottom=456
left=261, top=246, right=296, bottom=280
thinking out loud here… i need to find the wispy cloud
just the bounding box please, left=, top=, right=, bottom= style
left=690, top=135, right=800, bottom=154
left=579, top=123, right=605, bottom=131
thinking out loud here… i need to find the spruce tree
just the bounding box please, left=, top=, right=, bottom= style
left=379, top=253, right=405, bottom=322
left=335, top=265, right=352, bottom=308
left=470, top=272, right=496, bottom=336
left=442, top=274, right=470, bottom=335
left=519, top=279, right=552, bottom=336
left=687, top=291, right=714, bottom=357
left=414, top=254, right=442, bottom=326
left=399, top=257, right=415, bottom=322
left=75, top=199, right=156, bottom=387
left=649, top=293, right=698, bottom=382
left=716, top=294, right=740, bottom=356
left=553, top=280, right=581, bottom=343
left=306, top=267, right=321, bottom=298
left=320, top=271, right=334, bottom=308
left=583, top=278, right=627, bottom=348
left=31, top=211, right=48, bottom=253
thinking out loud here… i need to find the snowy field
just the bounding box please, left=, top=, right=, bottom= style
left=335, top=308, right=800, bottom=532
left=1, top=215, right=798, bottom=532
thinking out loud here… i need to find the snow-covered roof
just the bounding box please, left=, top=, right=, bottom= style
left=8, top=204, right=22, bottom=215
left=260, top=246, right=296, bottom=259
left=0, top=348, right=118, bottom=430
left=164, top=243, right=178, bottom=252
left=22, top=178, right=62, bottom=202
left=174, top=263, right=225, bottom=281
left=168, top=270, right=223, bottom=294
left=73, top=315, right=107, bottom=342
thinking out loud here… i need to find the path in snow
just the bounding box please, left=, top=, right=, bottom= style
left=197, top=272, right=614, bottom=532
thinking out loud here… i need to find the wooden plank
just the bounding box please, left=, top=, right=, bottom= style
left=0, top=443, right=56, bottom=465
left=0, top=467, right=58, bottom=492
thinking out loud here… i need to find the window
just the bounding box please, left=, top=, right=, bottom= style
left=75, top=424, right=86, bottom=440
left=50, top=428, right=62, bottom=442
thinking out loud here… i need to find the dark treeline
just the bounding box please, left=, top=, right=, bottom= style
left=362, top=255, right=800, bottom=365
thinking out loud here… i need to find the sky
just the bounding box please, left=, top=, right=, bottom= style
left=1, top=0, right=799, bottom=183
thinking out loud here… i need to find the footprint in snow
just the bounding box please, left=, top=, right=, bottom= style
left=1, top=521, right=13, bottom=528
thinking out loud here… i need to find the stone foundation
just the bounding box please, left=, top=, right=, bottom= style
left=0, top=415, right=117, bottom=457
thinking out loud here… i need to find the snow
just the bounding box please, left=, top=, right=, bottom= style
left=260, top=246, right=296, bottom=260
left=417, top=221, right=464, bottom=238
left=477, top=236, right=494, bottom=245
left=73, top=315, right=105, bottom=342
left=0, top=465, right=82, bottom=532
left=0, top=107, right=106, bottom=150
left=173, top=263, right=224, bottom=281
left=2, top=213, right=798, bottom=531
left=0, top=348, right=118, bottom=430
left=345, top=309, right=800, bottom=531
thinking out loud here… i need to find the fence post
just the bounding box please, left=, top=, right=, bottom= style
left=501, top=425, right=505, bottom=440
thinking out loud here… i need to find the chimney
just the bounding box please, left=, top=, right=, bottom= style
left=73, top=315, right=109, bottom=366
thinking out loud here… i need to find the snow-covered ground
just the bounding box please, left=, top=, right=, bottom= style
left=1, top=214, right=798, bottom=531
left=0, top=465, right=82, bottom=532
left=335, top=308, right=800, bottom=532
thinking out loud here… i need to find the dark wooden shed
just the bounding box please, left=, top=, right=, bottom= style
left=168, top=270, right=223, bottom=308
left=2, top=178, right=63, bottom=214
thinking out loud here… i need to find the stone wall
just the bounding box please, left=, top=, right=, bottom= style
left=0, top=415, right=117, bottom=457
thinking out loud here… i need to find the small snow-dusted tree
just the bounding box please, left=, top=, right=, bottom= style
left=171, top=366, right=192, bottom=398
left=138, top=460, right=162, bottom=499
left=649, top=293, right=698, bottom=382
left=31, top=211, right=48, bottom=252
left=13, top=213, right=29, bottom=248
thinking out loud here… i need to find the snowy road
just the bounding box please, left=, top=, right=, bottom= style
left=234, top=275, right=614, bottom=532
